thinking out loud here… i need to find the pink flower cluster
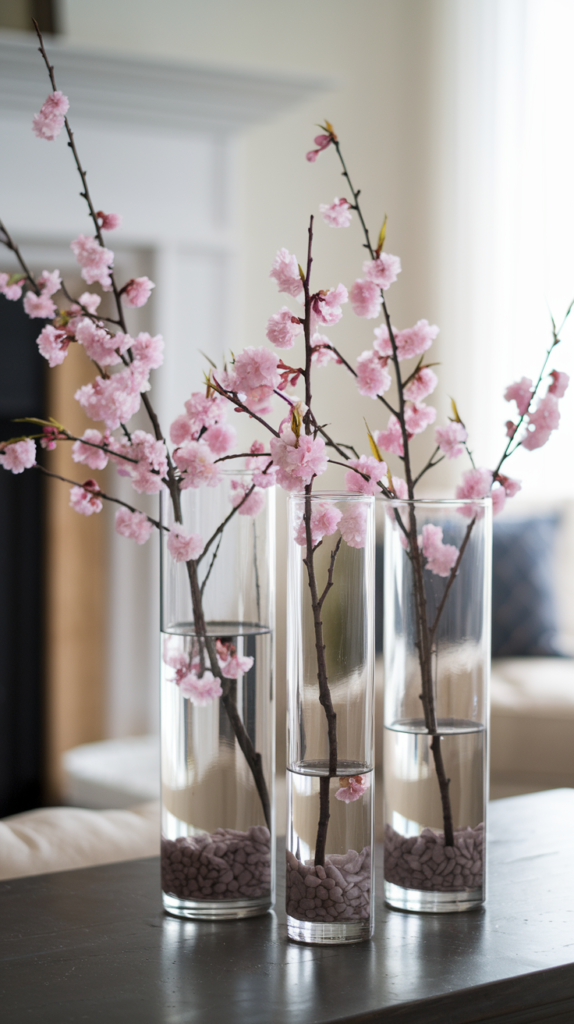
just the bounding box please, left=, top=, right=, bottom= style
left=96, top=211, right=122, bottom=231
left=110, top=431, right=168, bottom=494
left=230, top=478, right=266, bottom=517
left=75, top=361, right=151, bottom=431
left=0, top=438, right=36, bottom=474
left=356, top=350, right=391, bottom=398
left=0, top=273, right=25, bottom=301
left=269, top=427, right=327, bottom=491
left=270, top=248, right=304, bottom=299
left=435, top=421, right=468, bottom=459
left=345, top=455, right=387, bottom=496
left=69, top=479, right=102, bottom=516
left=71, top=234, right=114, bottom=291
left=294, top=500, right=342, bottom=547
left=216, top=639, right=254, bottom=679
left=123, top=277, right=155, bottom=308
left=505, top=370, right=569, bottom=452
left=227, top=347, right=280, bottom=415
left=115, top=507, right=153, bottom=544
left=420, top=524, right=458, bottom=577
left=319, top=197, right=352, bottom=228
left=22, top=269, right=62, bottom=320
left=32, top=91, right=69, bottom=141
left=266, top=307, right=303, bottom=350
left=306, top=133, right=332, bottom=163
left=335, top=774, right=369, bottom=804
left=311, top=284, right=348, bottom=329
left=167, top=525, right=204, bottom=562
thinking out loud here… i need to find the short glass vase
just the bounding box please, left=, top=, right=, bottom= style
left=382, top=497, right=491, bottom=913
left=160, top=474, right=275, bottom=920
left=286, top=492, right=375, bottom=944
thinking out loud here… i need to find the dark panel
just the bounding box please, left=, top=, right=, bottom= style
left=0, top=294, right=46, bottom=815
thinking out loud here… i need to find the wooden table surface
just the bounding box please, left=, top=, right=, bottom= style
left=1, top=789, right=573, bottom=1023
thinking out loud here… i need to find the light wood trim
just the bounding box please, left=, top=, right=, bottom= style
left=44, top=342, right=107, bottom=802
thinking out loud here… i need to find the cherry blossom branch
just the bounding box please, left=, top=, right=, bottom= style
left=185, top=558, right=271, bottom=829
left=200, top=534, right=223, bottom=599
left=210, top=378, right=281, bottom=438
left=33, top=463, right=163, bottom=529
left=196, top=480, right=260, bottom=564
left=0, top=218, right=40, bottom=294
left=428, top=517, right=476, bottom=647
left=326, top=341, right=399, bottom=419
left=412, top=446, right=445, bottom=488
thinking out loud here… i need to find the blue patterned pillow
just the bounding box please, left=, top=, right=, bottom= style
left=492, top=516, right=563, bottom=657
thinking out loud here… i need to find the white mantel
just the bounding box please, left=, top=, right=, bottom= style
left=0, top=31, right=326, bottom=740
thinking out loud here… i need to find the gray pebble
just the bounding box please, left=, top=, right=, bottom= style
left=286, top=846, right=371, bottom=925
left=384, top=822, right=484, bottom=893
left=161, top=825, right=271, bottom=902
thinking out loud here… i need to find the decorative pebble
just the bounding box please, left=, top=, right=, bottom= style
left=161, top=825, right=271, bottom=902
left=384, top=822, right=484, bottom=892
left=286, top=847, right=371, bottom=924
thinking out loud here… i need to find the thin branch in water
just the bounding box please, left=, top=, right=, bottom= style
left=200, top=534, right=223, bottom=599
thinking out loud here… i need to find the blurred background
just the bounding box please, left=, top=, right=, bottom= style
left=1, top=0, right=573, bottom=821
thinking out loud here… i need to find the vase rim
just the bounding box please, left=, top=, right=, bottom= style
left=380, top=496, right=492, bottom=506
left=288, top=491, right=375, bottom=501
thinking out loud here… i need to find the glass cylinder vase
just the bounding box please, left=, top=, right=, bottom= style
left=286, top=492, right=375, bottom=944
left=382, top=497, right=491, bottom=913
left=160, top=473, right=275, bottom=920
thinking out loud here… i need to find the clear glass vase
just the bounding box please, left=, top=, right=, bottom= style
left=382, top=497, right=491, bottom=913
left=286, top=492, right=375, bottom=944
left=160, top=473, right=275, bottom=919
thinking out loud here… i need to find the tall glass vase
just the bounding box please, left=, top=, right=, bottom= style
left=160, top=473, right=275, bottom=919
left=286, top=492, right=375, bottom=945
left=382, top=497, right=491, bottom=913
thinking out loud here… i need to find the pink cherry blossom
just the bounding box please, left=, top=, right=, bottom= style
left=319, top=197, right=352, bottom=227
left=23, top=291, right=56, bottom=319
left=339, top=503, right=368, bottom=549
left=233, top=347, right=280, bottom=409
left=72, top=429, right=110, bottom=470
left=391, top=476, right=409, bottom=499
left=548, top=370, right=570, bottom=398
left=38, top=269, right=62, bottom=296
left=498, top=474, right=522, bottom=499
left=173, top=440, right=222, bottom=489
left=179, top=669, right=222, bottom=706
left=123, top=277, right=155, bottom=308
left=129, top=332, right=164, bottom=370
left=231, top=479, right=265, bottom=516
left=404, top=367, right=438, bottom=403
left=335, top=775, right=369, bottom=803
left=32, top=91, right=69, bottom=140
left=270, top=248, right=304, bottom=299
left=266, top=307, right=303, bottom=349
left=163, top=637, right=189, bottom=676
left=311, top=332, right=338, bottom=367
left=184, top=392, right=227, bottom=432
left=40, top=426, right=65, bottom=451
left=167, top=525, right=204, bottom=562
left=356, top=350, right=391, bottom=398
left=373, top=322, right=393, bottom=358
left=294, top=500, right=342, bottom=547
left=455, top=467, right=492, bottom=500
left=77, top=292, right=102, bottom=315
left=345, top=455, right=387, bottom=496
left=349, top=278, right=381, bottom=319
left=70, top=234, right=114, bottom=291
left=269, top=428, right=327, bottom=491
left=405, top=402, right=436, bottom=435
left=115, top=507, right=153, bottom=544
left=521, top=425, right=552, bottom=451
left=504, top=377, right=533, bottom=416
left=97, top=211, right=122, bottom=231
left=491, top=485, right=506, bottom=517
left=220, top=652, right=254, bottom=678
left=375, top=417, right=404, bottom=457
left=75, top=318, right=122, bottom=366
left=0, top=274, right=24, bottom=300
left=169, top=415, right=193, bottom=446
left=0, top=438, right=36, bottom=474
left=395, top=320, right=439, bottom=360
left=505, top=420, right=517, bottom=438
left=75, top=364, right=148, bottom=430
left=110, top=431, right=168, bottom=494
left=69, top=480, right=102, bottom=516
left=203, top=421, right=236, bottom=456
left=528, top=393, right=560, bottom=432
left=245, top=453, right=277, bottom=488
left=455, top=467, right=493, bottom=517
left=306, top=133, right=332, bottom=162
left=364, top=253, right=401, bottom=290
left=420, top=524, right=458, bottom=577
left=435, top=421, right=468, bottom=459
left=312, top=283, right=348, bottom=328
left=37, top=325, right=69, bottom=367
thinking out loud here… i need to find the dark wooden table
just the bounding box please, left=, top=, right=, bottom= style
left=1, top=790, right=573, bottom=1023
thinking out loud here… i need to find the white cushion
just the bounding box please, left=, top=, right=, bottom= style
left=62, top=735, right=160, bottom=809
left=0, top=801, right=159, bottom=881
